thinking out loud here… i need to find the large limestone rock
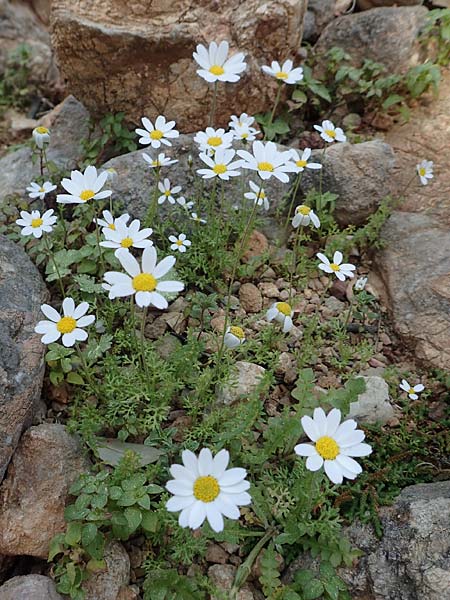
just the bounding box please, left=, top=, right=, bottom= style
left=348, top=376, right=395, bottom=425
left=50, top=0, right=307, bottom=131
left=376, top=212, right=450, bottom=370
left=0, top=424, right=89, bottom=558
left=0, top=575, right=64, bottom=600
left=0, top=237, right=47, bottom=482
left=82, top=542, right=131, bottom=600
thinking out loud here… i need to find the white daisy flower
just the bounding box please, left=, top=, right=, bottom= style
left=230, top=123, right=258, bottom=143
left=194, top=127, right=234, bottom=154
left=94, top=210, right=130, bottom=233
left=224, top=326, right=246, bottom=348
left=34, top=298, right=95, bottom=348
left=57, top=166, right=112, bottom=205
left=197, top=148, right=242, bottom=181
left=266, top=302, right=294, bottom=333
left=16, top=209, right=57, bottom=238
left=416, top=160, right=433, bottom=185
left=157, top=178, right=182, bottom=205
left=166, top=448, right=251, bottom=532
left=237, top=140, right=295, bottom=183
left=229, top=113, right=255, bottom=129
left=103, top=246, right=184, bottom=309
left=135, top=116, right=179, bottom=149
left=102, top=167, right=118, bottom=184
left=176, top=197, right=194, bottom=210
left=314, top=120, right=346, bottom=143
left=244, top=181, right=269, bottom=211
left=142, top=152, right=178, bottom=168
left=317, top=251, right=355, bottom=281
left=100, top=219, right=153, bottom=254
left=193, top=41, right=246, bottom=84
left=400, top=379, right=425, bottom=400
left=26, top=181, right=56, bottom=200
left=354, top=276, right=368, bottom=291
left=191, top=212, right=207, bottom=224
left=261, top=59, right=304, bottom=85
left=169, top=233, right=191, bottom=253
left=295, top=407, right=372, bottom=485
left=289, top=148, right=322, bottom=173
left=32, top=126, right=50, bottom=149
left=292, top=205, right=320, bottom=229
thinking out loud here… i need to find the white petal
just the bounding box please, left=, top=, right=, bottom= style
left=40, top=304, right=61, bottom=322
left=166, top=479, right=194, bottom=496
left=294, top=443, right=317, bottom=457
left=188, top=501, right=207, bottom=529
left=206, top=504, right=224, bottom=532
left=324, top=460, right=343, bottom=484
left=306, top=454, right=324, bottom=471
left=166, top=495, right=195, bottom=512
left=301, top=415, right=320, bottom=441
left=211, top=449, right=230, bottom=479
left=218, top=468, right=247, bottom=487
left=198, top=448, right=213, bottom=476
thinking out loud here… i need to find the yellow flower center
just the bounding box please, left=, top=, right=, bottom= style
left=193, top=475, right=220, bottom=502
left=418, top=167, right=426, bottom=177
left=31, top=217, right=43, bottom=228
left=164, top=190, right=171, bottom=196
left=296, top=205, right=311, bottom=216
left=108, top=223, right=116, bottom=230
left=213, top=164, right=227, bottom=174
left=241, top=133, right=248, bottom=139
left=150, top=130, right=163, bottom=140
left=296, top=159, right=307, bottom=168
left=257, top=162, right=274, bottom=172
left=275, top=71, right=288, bottom=79
left=35, top=126, right=49, bottom=134
left=39, top=187, right=46, bottom=193
left=56, top=316, right=77, bottom=334
left=151, top=160, right=159, bottom=167
left=209, top=65, right=225, bottom=76
left=315, top=436, right=339, bottom=460
left=324, top=129, right=336, bottom=139
left=80, top=189, right=95, bottom=202
left=276, top=302, right=292, bottom=316
left=230, top=326, right=245, bottom=339
left=132, top=273, right=157, bottom=292
left=207, top=136, right=222, bottom=147
left=120, top=237, right=133, bottom=248
left=330, top=263, right=340, bottom=272
left=408, top=387, right=416, bottom=395
left=176, top=240, right=183, bottom=246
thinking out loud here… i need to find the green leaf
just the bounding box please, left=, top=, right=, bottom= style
left=124, top=506, right=143, bottom=532
left=141, top=510, right=159, bottom=532
left=382, top=94, right=404, bottom=109
left=96, top=438, right=164, bottom=467
left=81, top=523, right=98, bottom=546
left=137, top=494, right=151, bottom=510
left=67, top=372, right=85, bottom=385
left=48, top=533, right=65, bottom=561
left=303, top=579, right=324, bottom=599
left=84, top=531, right=105, bottom=560
left=65, top=521, right=82, bottom=546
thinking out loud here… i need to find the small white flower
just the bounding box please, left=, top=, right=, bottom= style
left=292, top=205, right=320, bottom=229
left=35, top=298, right=95, bottom=347
left=317, top=251, right=355, bottom=281
left=176, top=197, right=194, bottom=210
left=289, top=148, right=322, bottom=173
left=194, top=127, right=234, bottom=154
left=231, top=123, right=258, bottom=143
left=103, top=245, right=184, bottom=309
left=237, top=141, right=294, bottom=183
left=400, top=379, right=425, bottom=400
left=354, top=276, right=368, bottom=291
left=244, top=181, right=269, bottom=211
left=26, top=181, right=57, bottom=200
left=295, top=407, right=372, bottom=485
left=229, top=113, right=255, bottom=129
left=261, top=59, right=304, bottom=85
left=224, top=326, right=246, bottom=348
left=32, top=126, right=50, bottom=149
left=16, top=209, right=57, bottom=238
left=136, top=116, right=179, bottom=149
left=193, top=41, right=247, bottom=84
left=416, top=160, right=433, bottom=185
left=57, top=166, right=112, bottom=205
left=266, top=302, right=294, bottom=333
left=103, top=167, right=118, bottom=184
left=94, top=210, right=130, bottom=233
left=157, top=178, right=182, bottom=205
left=191, top=212, right=207, bottom=224
left=142, top=152, right=178, bottom=168
left=197, top=148, right=242, bottom=181
left=314, top=120, right=346, bottom=143
left=169, top=233, right=191, bottom=253
left=100, top=219, right=153, bottom=254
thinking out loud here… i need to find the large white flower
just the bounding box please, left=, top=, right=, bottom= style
left=289, top=148, right=322, bottom=173
left=261, top=59, right=303, bottom=85
left=400, top=379, right=425, bottom=400
left=416, top=160, right=433, bottom=185
left=292, top=205, right=320, bottom=229
left=193, top=41, right=246, bottom=83
left=26, top=181, right=56, bottom=200
left=142, top=152, right=178, bottom=168
left=157, top=178, right=182, bottom=205
left=194, top=127, right=234, bottom=154
left=35, top=298, right=95, bottom=347
left=224, top=326, right=246, bottom=348
left=197, top=148, right=242, bottom=180
left=57, top=166, right=112, bottom=205
left=103, top=246, right=184, bottom=309
left=32, top=126, right=50, bottom=148
left=166, top=448, right=251, bottom=532
left=237, top=141, right=294, bottom=183
left=135, top=116, right=179, bottom=149
left=244, top=181, right=269, bottom=211
left=94, top=210, right=130, bottom=233
left=169, top=233, right=191, bottom=253
left=317, top=251, right=355, bottom=281
left=100, top=219, right=153, bottom=254
left=16, top=209, right=57, bottom=238
left=314, top=120, right=346, bottom=143
left=266, top=302, right=294, bottom=333
left=295, top=407, right=372, bottom=485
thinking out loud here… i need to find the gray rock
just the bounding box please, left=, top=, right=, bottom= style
left=0, top=236, right=48, bottom=481
left=348, top=376, right=394, bottom=425
left=208, top=564, right=254, bottom=600
left=0, top=424, right=89, bottom=558
left=82, top=541, right=130, bottom=600
left=216, top=361, right=266, bottom=406
left=299, top=140, right=396, bottom=226
left=303, top=0, right=336, bottom=42
left=0, top=95, right=90, bottom=202
left=375, top=212, right=450, bottom=369
left=0, top=574, right=63, bottom=599
left=314, top=6, right=428, bottom=74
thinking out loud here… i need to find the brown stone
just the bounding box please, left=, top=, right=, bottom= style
left=242, top=230, right=269, bottom=263
left=82, top=541, right=130, bottom=600
left=239, top=283, right=263, bottom=314
left=51, top=0, right=307, bottom=132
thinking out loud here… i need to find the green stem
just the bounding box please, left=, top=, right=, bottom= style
left=145, top=168, right=161, bottom=227
left=139, top=306, right=151, bottom=386
left=93, top=204, right=106, bottom=273
left=265, top=82, right=283, bottom=139
left=209, top=81, right=218, bottom=127
left=75, top=344, right=101, bottom=397
left=231, top=528, right=276, bottom=596
left=57, top=204, right=68, bottom=247
left=289, top=225, right=303, bottom=303
left=283, top=171, right=303, bottom=233
left=318, top=146, right=327, bottom=196
left=44, top=235, right=65, bottom=297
